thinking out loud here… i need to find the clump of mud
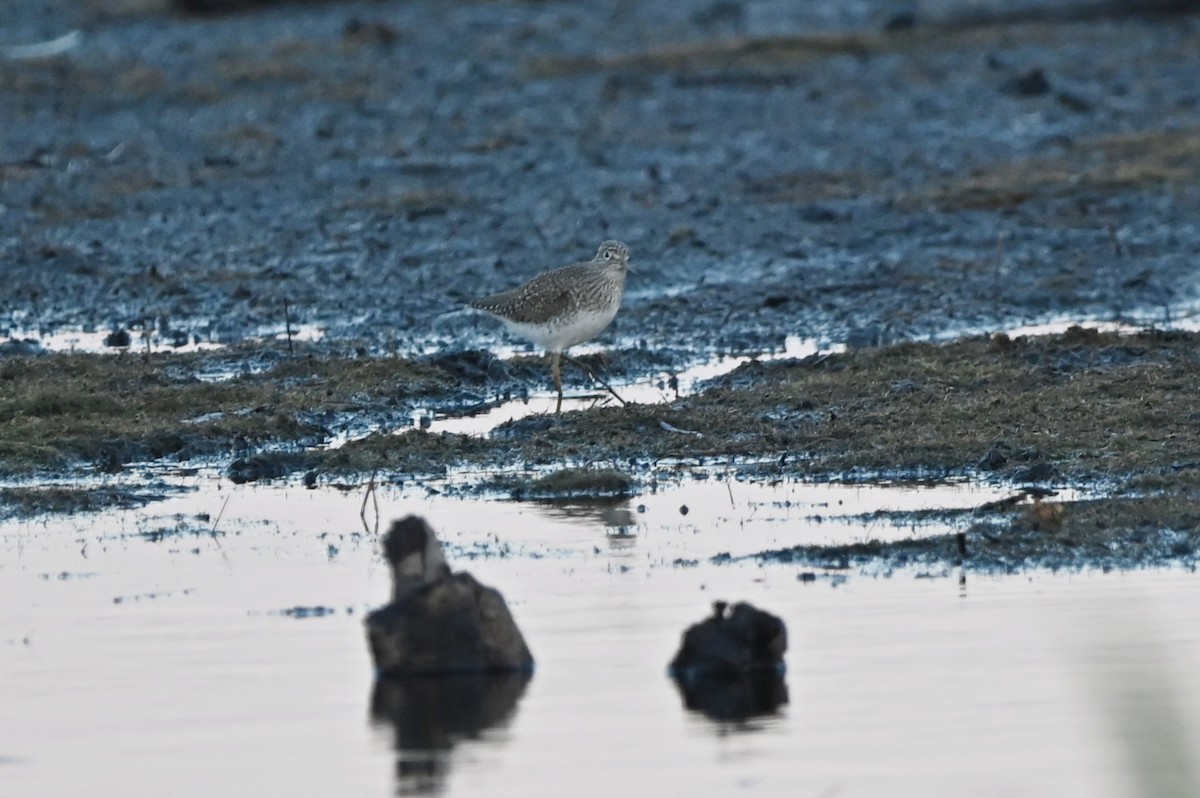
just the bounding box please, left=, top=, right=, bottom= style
left=505, top=468, right=634, bottom=501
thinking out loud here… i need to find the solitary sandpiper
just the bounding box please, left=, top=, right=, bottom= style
left=470, top=240, right=631, bottom=413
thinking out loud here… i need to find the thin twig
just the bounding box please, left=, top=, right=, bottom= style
left=660, top=420, right=703, bottom=437
left=209, top=494, right=231, bottom=561
left=283, top=299, right=294, bottom=357
left=360, top=470, right=379, bottom=536
left=563, top=354, right=627, bottom=406
left=372, top=479, right=380, bottom=531
left=210, top=494, right=230, bottom=538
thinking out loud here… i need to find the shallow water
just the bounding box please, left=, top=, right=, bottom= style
left=3, top=476, right=1197, bottom=797
left=0, top=323, right=325, bottom=355
left=417, top=335, right=841, bottom=437
left=955, top=303, right=1200, bottom=343
left=430, top=307, right=1200, bottom=437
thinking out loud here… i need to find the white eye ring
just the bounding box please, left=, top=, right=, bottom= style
left=604, top=251, right=613, bottom=259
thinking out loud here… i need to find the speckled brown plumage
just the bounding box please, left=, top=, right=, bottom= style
left=469, top=240, right=632, bottom=413
left=470, top=241, right=630, bottom=328
left=470, top=262, right=598, bottom=325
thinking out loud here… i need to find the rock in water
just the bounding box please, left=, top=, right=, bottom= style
left=669, top=601, right=787, bottom=677
left=366, top=515, right=534, bottom=676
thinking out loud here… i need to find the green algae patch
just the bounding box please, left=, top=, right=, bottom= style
left=507, top=468, right=634, bottom=501
left=320, top=429, right=498, bottom=476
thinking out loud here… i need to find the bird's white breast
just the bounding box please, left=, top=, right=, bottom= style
left=501, top=305, right=619, bottom=352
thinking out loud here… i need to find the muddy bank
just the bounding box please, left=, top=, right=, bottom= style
left=3, top=327, right=1199, bottom=569
left=336, top=327, right=1200, bottom=483
left=3, top=1, right=1200, bottom=571
left=732, top=493, right=1200, bottom=573
left=5, top=327, right=1198, bottom=485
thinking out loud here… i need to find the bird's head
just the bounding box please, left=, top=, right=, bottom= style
left=594, top=240, right=631, bottom=271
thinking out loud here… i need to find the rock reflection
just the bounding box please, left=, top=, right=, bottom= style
left=370, top=672, right=530, bottom=795
left=532, top=497, right=636, bottom=532
left=673, top=671, right=789, bottom=723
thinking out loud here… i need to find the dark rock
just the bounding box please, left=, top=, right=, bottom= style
left=883, top=11, right=918, bottom=31
left=978, top=441, right=1011, bottom=470
left=1012, top=462, right=1056, bottom=483
left=342, top=18, right=402, bottom=48
left=172, top=0, right=283, bottom=13
left=887, top=378, right=922, bottom=396
left=366, top=516, right=533, bottom=676
left=1056, top=91, right=1093, bottom=112
left=104, top=329, right=131, bottom=348
left=1005, top=68, right=1051, bottom=97
left=93, top=442, right=126, bottom=474
left=669, top=600, right=787, bottom=678
left=226, top=452, right=311, bottom=484
left=692, top=1, right=744, bottom=33
left=421, top=349, right=512, bottom=385
left=799, top=204, right=848, bottom=223
left=165, top=329, right=190, bottom=348
left=669, top=601, right=789, bottom=721
left=0, top=338, right=43, bottom=356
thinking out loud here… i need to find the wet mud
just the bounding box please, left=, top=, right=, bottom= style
left=3, top=1, right=1200, bottom=572
left=4, top=327, right=1199, bottom=571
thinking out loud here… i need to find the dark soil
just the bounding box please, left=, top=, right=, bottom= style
left=2, top=0, right=1198, bottom=353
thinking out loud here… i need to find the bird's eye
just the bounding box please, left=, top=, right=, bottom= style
left=604, top=251, right=613, bottom=259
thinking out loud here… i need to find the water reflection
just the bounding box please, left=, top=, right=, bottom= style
left=528, top=497, right=640, bottom=554
left=370, top=672, right=530, bottom=795
left=0, top=322, right=324, bottom=356
left=672, top=672, right=789, bottom=724
left=423, top=336, right=843, bottom=437
left=530, top=497, right=636, bottom=532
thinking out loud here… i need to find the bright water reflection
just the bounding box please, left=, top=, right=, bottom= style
left=1, top=478, right=1197, bottom=797
left=422, top=335, right=843, bottom=437
left=0, top=323, right=325, bottom=354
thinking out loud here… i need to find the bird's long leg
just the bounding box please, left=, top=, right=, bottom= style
left=562, top=353, right=627, bottom=407
left=551, top=351, right=563, bottom=414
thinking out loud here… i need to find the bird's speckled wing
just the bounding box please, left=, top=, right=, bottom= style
left=469, top=263, right=588, bottom=324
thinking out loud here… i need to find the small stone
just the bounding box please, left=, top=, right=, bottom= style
left=104, top=329, right=131, bottom=348
left=1005, top=68, right=1050, bottom=97
left=883, top=11, right=917, bottom=32
left=978, top=442, right=1011, bottom=471
left=1013, top=462, right=1056, bottom=483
